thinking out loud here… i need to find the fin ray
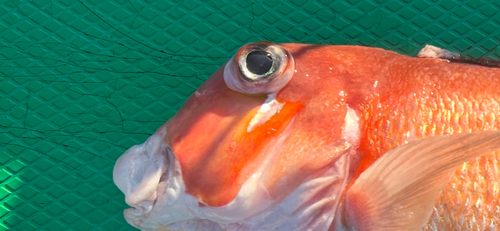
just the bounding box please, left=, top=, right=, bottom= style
left=342, top=131, right=500, bottom=231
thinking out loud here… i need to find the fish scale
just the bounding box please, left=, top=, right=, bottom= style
left=358, top=53, right=500, bottom=230
left=429, top=156, right=500, bottom=230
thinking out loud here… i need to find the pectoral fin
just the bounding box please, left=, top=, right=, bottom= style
left=340, top=131, right=500, bottom=231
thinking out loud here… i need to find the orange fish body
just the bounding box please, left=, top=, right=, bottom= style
left=113, top=42, right=500, bottom=230
left=337, top=45, right=500, bottom=230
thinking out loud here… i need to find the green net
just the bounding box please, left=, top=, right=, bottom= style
left=1, top=0, right=500, bottom=230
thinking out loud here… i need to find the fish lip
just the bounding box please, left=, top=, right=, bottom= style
left=121, top=143, right=186, bottom=229
left=113, top=124, right=173, bottom=226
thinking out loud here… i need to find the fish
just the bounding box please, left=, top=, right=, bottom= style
left=113, top=41, right=500, bottom=231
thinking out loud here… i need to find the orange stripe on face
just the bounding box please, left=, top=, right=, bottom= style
left=166, top=72, right=302, bottom=206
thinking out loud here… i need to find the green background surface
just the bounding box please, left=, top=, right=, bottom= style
left=1, top=0, right=500, bottom=230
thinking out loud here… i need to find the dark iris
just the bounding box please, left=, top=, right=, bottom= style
left=246, top=50, right=273, bottom=75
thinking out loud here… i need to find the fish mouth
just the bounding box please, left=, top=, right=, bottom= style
left=113, top=123, right=279, bottom=230
left=112, top=124, right=171, bottom=223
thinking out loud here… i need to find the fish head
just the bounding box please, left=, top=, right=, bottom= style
left=114, top=42, right=366, bottom=230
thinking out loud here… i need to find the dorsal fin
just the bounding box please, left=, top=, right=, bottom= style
left=418, top=45, right=500, bottom=68
left=340, top=131, right=500, bottom=231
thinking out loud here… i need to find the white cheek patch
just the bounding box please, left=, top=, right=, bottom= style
left=247, top=93, right=284, bottom=132
left=342, top=106, right=361, bottom=147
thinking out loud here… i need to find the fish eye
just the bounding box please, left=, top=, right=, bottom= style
left=245, top=50, right=273, bottom=76
left=224, top=41, right=295, bottom=95
left=240, top=48, right=275, bottom=81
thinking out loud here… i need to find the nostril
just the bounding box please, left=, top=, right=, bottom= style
left=171, top=134, right=181, bottom=144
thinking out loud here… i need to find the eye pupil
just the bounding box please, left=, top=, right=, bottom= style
left=246, top=50, right=273, bottom=75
